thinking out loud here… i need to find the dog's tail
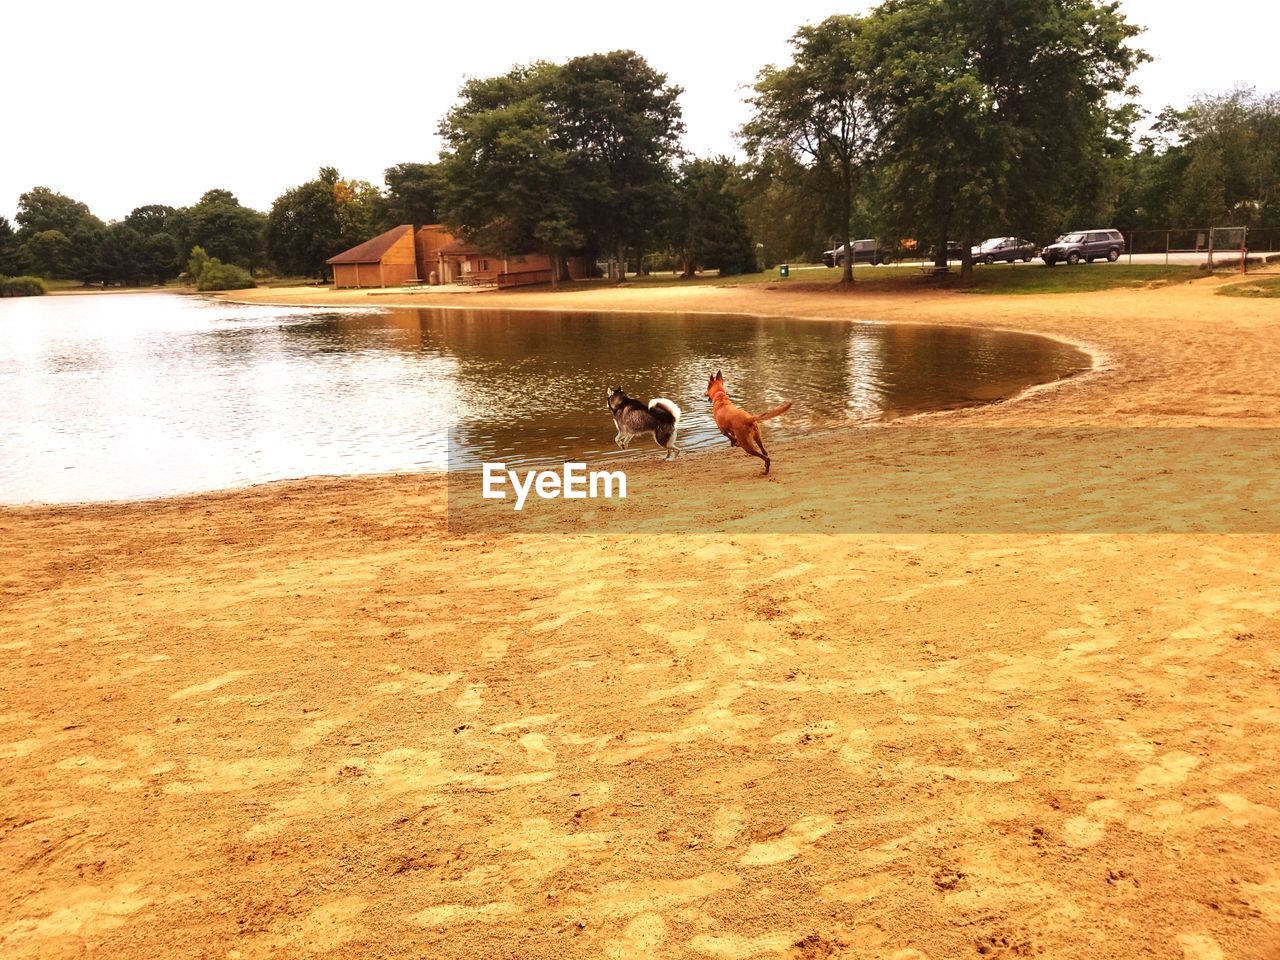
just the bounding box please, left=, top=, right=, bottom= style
left=754, top=400, right=792, bottom=422
left=648, top=398, right=682, bottom=424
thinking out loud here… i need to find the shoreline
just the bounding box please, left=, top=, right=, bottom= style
left=0, top=332, right=1101, bottom=514
left=3, top=282, right=1280, bottom=959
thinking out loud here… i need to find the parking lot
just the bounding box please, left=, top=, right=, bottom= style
left=800, top=249, right=1278, bottom=270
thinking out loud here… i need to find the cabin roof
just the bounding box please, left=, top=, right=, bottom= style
left=326, top=225, right=413, bottom=264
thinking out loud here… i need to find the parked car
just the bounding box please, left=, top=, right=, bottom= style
left=925, top=241, right=967, bottom=262
left=823, top=239, right=895, bottom=267
left=1041, top=229, right=1126, bottom=266
left=972, top=237, right=1038, bottom=264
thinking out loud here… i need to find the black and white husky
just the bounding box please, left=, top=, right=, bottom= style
left=606, top=386, right=682, bottom=460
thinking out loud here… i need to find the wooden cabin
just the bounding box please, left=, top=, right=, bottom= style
left=327, top=224, right=590, bottom=289
left=325, top=225, right=418, bottom=289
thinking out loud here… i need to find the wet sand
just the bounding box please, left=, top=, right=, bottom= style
left=2, top=277, right=1279, bottom=959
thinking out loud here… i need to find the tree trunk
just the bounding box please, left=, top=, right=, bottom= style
left=959, top=237, right=974, bottom=286
left=549, top=247, right=560, bottom=289
left=616, top=244, right=627, bottom=283
left=841, top=167, right=854, bottom=285
left=934, top=224, right=949, bottom=271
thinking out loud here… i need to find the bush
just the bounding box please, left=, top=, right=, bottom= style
left=0, top=274, right=48, bottom=296
left=184, top=245, right=255, bottom=291
left=195, top=261, right=255, bottom=291
left=186, top=246, right=210, bottom=283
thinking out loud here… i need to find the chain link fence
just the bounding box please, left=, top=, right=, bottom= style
left=1125, top=227, right=1280, bottom=272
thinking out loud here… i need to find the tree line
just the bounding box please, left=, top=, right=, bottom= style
left=3, top=0, right=1278, bottom=289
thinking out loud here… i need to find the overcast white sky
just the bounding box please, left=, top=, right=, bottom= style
left=2, top=0, right=1277, bottom=223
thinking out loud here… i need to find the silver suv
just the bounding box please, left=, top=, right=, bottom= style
left=822, top=239, right=894, bottom=267
left=1041, top=229, right=1125, bottom=266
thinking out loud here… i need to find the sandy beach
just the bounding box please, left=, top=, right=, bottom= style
left=3, top=276, right=1279, bottom=959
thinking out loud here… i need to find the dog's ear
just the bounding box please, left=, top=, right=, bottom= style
left=715, top=370, right=723, bottom=381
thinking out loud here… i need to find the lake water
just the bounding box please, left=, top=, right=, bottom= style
left=0, top=293, right=1090, bottom=504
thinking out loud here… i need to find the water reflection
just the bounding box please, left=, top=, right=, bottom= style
left=0, top=294, right=1088, bottom=503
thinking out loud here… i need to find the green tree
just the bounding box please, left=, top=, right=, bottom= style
left=140, top=234, right=181, bottom=284
left=550, top=50, right=684, bottom=276
left=439, top=52, right=683, bottom=282
left=186, top=246, right=212, bottom=284
left=68, top=222, right=106, bottom=285
left=0, top=216, right=30, bottom=275
left=327, top=168, right=386, bottom=249
left=739, top=155, right=842, bottom=265
left=864, top=0, right=1147, bottom=280
left=22, top=230, right=72, bottom=279
left=743, top=16, right=874, bottom=285
left=438, top=63, right=582, bottom=286
left=265, top=168, right=382, bottom=278
left=1126, top=88, right=1280, bottom=229
left=125, top=204, right=179, bottom=237
left=266, top=180, right=340, bottom=278
left=97, top=223, right=145, bottom=286
left=122, top=205, right=184, bottom=281
left=668, top=157, right=759, bottom=276
left=185, top=189, right=266, bottom=268
left=15, top=186, right=102, bottom=239
left=383, top=162, right=443, bottom=228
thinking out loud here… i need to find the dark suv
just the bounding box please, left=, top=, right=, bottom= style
left=1041, top=229, right=1125, bottom=266
left=822, top=239, right=894, bottom=267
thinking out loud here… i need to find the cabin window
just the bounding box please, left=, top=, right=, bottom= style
left=478, top=259, right=489, bottom=272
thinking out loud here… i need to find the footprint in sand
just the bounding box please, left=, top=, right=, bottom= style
left=290, top=717, right=347, bottom=750
left=588, top=873, right=740, bottom=919
left=641, top=623, right=707, bottom=655
left=455, top=683, right=485, bottom=712
left=1063, top=798, right=1127, bottom=848
left=712, top=805, right=745, bottom=848
left=169, top=670, right=249, bottom=700
left=481, top=630, right=510, bottom=661
left=821, top=872, right=896, bottom=903
left=740, top=815, right=835, bottom=866
left=1135, top=751, right=1201, bottom=790
left=265, top=896, right=366, bottom=952
left=518, top=732, right=556, bottom=769
left=1177, top=933, right=1224, bottom=960
left=408, top=901, right=519, bottom=928
left=688, top=931, right=796, bottom=958
left=604, top=913, right=667, bottom=959
left=4, top=883, right=151, bottom=940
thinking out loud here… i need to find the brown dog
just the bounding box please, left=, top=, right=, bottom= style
left=704, top=370, right=792, bottom=474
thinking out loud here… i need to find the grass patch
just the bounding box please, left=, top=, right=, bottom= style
left=613, top=264, right=828, bottom=289
left=43, top=279, right=183, bottom=293
left=258, top=276, right=331, bottom=288
left=1218, top=275, right=1280, bottom=298
left=946, top=263, right=1200, bottom=294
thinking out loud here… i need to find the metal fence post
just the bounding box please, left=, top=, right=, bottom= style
left=1165, top=231, right=1170, bottom=266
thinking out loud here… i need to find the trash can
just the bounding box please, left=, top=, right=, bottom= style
left=779, top=263, right=790, bottom=279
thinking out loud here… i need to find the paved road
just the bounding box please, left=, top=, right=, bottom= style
left=795, top=250, right=1279, bottom=272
